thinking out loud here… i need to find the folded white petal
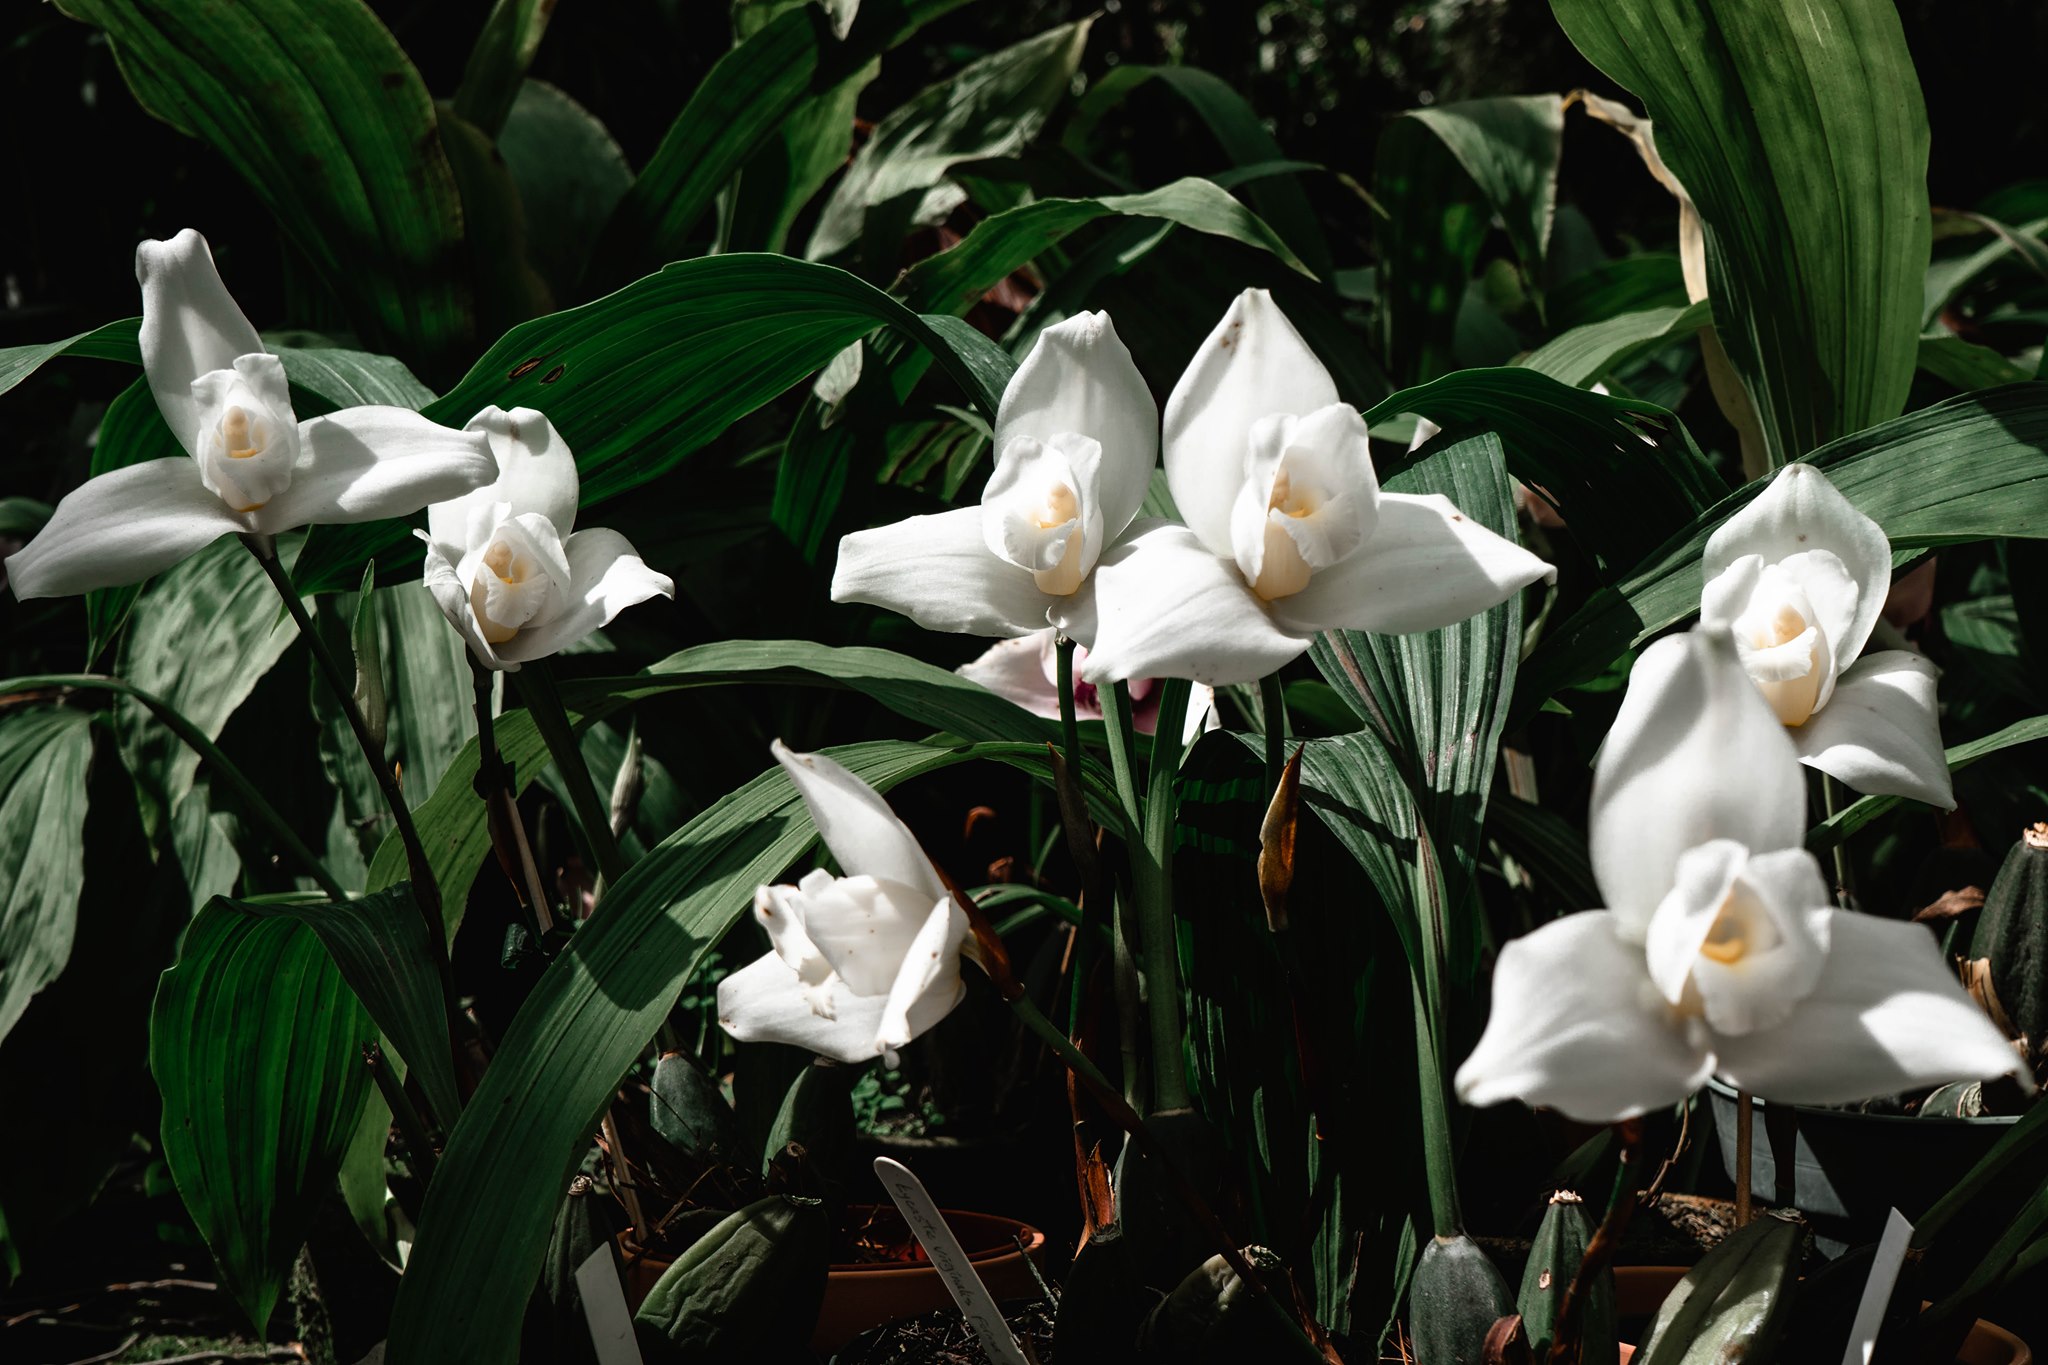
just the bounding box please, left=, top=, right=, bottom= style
left=492, top=526, right=671, bottom=664
left=1263, top=492, right=1554, bottom=636
left=760, top=874, right=935, bottom=997
left=1795, top=650, right=1954, bottom=808
left=771, top=742, right=949, bottom=905
left=429, top=406, right=582, bottom=560
left=1164, top=289, right=1339, bottom=557
left=1686, top=851, right=1830, bottom=1037
left=1643, top=839, right=1748, bottom=1006
left=996, top=311, right=1157, bottom=540
left=1704, top=464, right=1891, bottom=670
left=4, top=459, right=244, bottom=599
left=1229, top=404, right=1379, bottom=596
left=1455, top=911, right=1714, bottom=1124
left=255, top=407, right=495, bottom=532
left=1077, top=520, right=1309, bottom=686
left=1700, top=555, right=1762, bottom=630
left=755, top=872, right=839, bottom=988
left=1773, top=550, right=1859, bottom=682
left=1713, top=911, right=2026, bottom=1104
left=832, top=506, right=1061, bottom=639
left=1590, top=628, right=1806, bottom=936
left=419, top=537, right=503, bottom=668
left=980, top=433, right=1101, bottom=589
left=715, top=952, right=896, bottom=1064
left=136, top=230, right=266, bottom=458
left=956, top=633, right=1063, bottom=719
left=876, top=894, right=971, bottom=1051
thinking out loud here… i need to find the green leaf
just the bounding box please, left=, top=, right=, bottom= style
left=1924, top=214, right=2048, bottom=328
left=152, top=900, right=376, bottom=1330
left=1547, top=254, right=1688, bottom=331
left=1917, top=334, right=2033, bottom=393
left=294, top=254, right=1015, bottom=593
left=807, top=20, right=1093, bottom=261
left=1400, top=96, right=1566, bottom=284
left=1363, top=368, right=1724, bottom=572
left=1516, top=383, right=2048, bottom=719
left=1551, top=0, right=1930, bottom=464
left=0, top=319, right=140, bottom=401
left=590, top=0, right=970, bottom=287
left=235, top=884, right=459, bottom=1134
left=1484, top=794, right=1600, bottom=916
left=384, top=738, right=1056, bottom=1365
left=1374, top=113, right=1489, bottom=386
left=116, top=537, right=297, bottom=818
left=453, top=0, right=555, bottom=139
left=499, top=81, right=635, bottom=303
left=55, top=0, right=474, bottom=377
left=0, top=708, right=95, bottom=1047
left=1808, top=715, right=2048, bottom=851
left=897, top=177, right=1315, bottom=317
left=1517, top=299, right=1712, bottom=389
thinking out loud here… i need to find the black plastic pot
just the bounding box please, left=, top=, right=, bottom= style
left=1706, top=1079, right=2017, bottom=1253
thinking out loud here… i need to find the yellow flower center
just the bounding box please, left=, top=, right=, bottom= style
left=1751, top=603, right=1824, bottom=727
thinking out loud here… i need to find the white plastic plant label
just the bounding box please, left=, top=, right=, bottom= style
left=873, top=1155, right=1030, bottom=1365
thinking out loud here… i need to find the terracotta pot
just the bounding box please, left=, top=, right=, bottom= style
left=619, top=1204, right=1047, bottom=1355
left=1611, top=1265, right=2030, bottom=1365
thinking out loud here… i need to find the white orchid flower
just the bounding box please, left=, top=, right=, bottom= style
left=1454, top=627, right=2020, bottom=1124
left=718, top=742, right=971, bottom=1064
left=419, top=407, right=673, bottom=670
left=831, top=310, right=1157, bottom=638
left=5, top=229, right=495, bottom=599
left=1080, top=290, right=1554, bottom=687
left=1702, top=464, right=1951, bottom=808
left=955, top=628, right=1219, bottom=744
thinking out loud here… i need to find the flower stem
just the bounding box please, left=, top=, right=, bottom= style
left=516, top=659, right=630, bottom=890
left=1259, top=672, right=1287, bottom=798
left=242, top=539, right=460, bottom=1049
left=1054, top=635, right=1093, bottom=1039
left=1101, top=678, right=1192, bottom=1114
left=364, top=1041, right=437, bottom=1187
left=1821, top=775, right=1857, bottom=908
left=1734, top=1089, right=1755, bottom=1226
left=469, top=657, right=552, bottom=934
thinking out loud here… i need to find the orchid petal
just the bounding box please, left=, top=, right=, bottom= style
left=428, top=406, right=581, bottom=560
left=1163, top=289, right=1338, bottom=557
left=771, top=742, right=947, bottom=904
left=876, top=894, right=970, bottom=1052
left=956, top=634, right=1063, bottom=719
left=1713, top=911, right=2026, bottom=1104
left=774, top=874, right=938, bottom=997
left=1794, top=650, right=1953, bottom=808
left=1078, top=519, right=1308, bottom=686
left=755, top=871, right=838, bottom=988
left=4, top=458, right=245, bottom=599
left=996, top=311, right=1157, bottom=539
left=1643, top=839, right=1747, bottom=1006
left=1683, top=849, right=1830, bottom=1037
left=136, top=230, right=266, bottom=458
left=714, top=952, right=895, bottom=1064
left=254, top=407, right=494, bottom=532
left=1454, top=911, right=1714, bottom=1124
left=1264, top=492, right=1553, bottom=636
left=1590, top=628, right=1805, bottom=936
left=1704, top=463, right=1890, bottom=669
left=833, top=506, right=1061, bottom=639
left=420, top=538, right=500, bottom=666
left=492, top=527, right=672, bottom=665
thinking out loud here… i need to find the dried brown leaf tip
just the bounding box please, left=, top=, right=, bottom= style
left=1259, top=745, right=1303, bottom=933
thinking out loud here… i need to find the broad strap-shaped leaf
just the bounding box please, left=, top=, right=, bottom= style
left=806, top=19, right=1094, bottom=261
left=1517, top=298, right=1713, bottom=390
left=452, top=0, right=555, bottom=139
left=1402, top=95, right=1566, bottom=284
left=152, top=900, right=376, bottom=1331
left=55, top=0, right=475, bottom=377
left=1363, top=367, right=1725, bottom=573
left=0, top=320, right=140, bottom=400
left=0, top=708, right=95, bottom=1047
left=116, top=536, right=299, bottom=819
left=383, top=738, right=1079, bottom=1365
left=235, top=884, right=459, bottom=1133
left=1516, top=382, right=2048, bottom=719
left=294, top=254, right=1014, bottom=593
left=498, top=81, right=635, bottom=303
left=1551, top=0, right=1930, bottom=465
left=589, top=0, right=972, bottom=287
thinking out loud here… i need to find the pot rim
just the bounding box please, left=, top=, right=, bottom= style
left=1703, top=1077, right=2021, bottom=1128
left=620, top=1205, right=1048, bottom=1279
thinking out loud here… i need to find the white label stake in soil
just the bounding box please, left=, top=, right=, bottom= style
left=575, top=1243, right=647, bottom=1365
left=872, top=1156, right=1031, bottom=1365
left=1842, top=1208, right=1914, bottom=1365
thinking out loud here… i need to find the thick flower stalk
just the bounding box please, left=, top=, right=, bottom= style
left=1080, top=290, right=1554, bottom=686
left=718, top=743, right=972, bottom=1064
left=6, top=230, right=495, bottom=599
left=1455, top=627, right=2019, bottom=1124
left=956, top=628, right=1216, bottom=743
left=830, top=310, right=1157, bottom=638
left=420, top=406, right=672, bottom=669
left=1702, top=463, right=1950, bottom=807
